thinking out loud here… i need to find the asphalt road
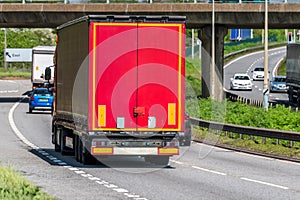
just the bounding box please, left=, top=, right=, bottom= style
left=224, top=46, right=288, bottom=104
left=1, top=79, right=300, bottom=200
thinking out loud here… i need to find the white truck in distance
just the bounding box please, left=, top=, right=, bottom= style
left=31, top=46, right=55, bottom=88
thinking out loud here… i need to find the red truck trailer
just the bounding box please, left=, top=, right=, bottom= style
left=51, top=15, right=186, bottom=165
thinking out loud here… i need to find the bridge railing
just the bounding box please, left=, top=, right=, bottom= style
left=0, top=0, right=299, bottom=4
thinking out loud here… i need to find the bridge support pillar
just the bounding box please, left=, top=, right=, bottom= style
left=198, top=25, right=228, bottom=102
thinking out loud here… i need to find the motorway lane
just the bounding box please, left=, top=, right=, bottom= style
left=0, top=80, right=129, bottom=200
left=3, top=79, right=299, bottom=199
left=224, top=47, right=288, bottom=104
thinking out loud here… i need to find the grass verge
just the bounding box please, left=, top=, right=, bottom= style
left=0, top=166, right=55, bottom=200
left=192, top=126, right=300, bottom=159
left=0, top=71, right=30, bottom=79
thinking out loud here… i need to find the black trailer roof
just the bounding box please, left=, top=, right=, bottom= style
left=57, top=15, right=186, bottom=30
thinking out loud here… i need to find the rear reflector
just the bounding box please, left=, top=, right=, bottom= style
left=168, top=103, right=176, bottom=125
left=158, top=147, right=179, bottom=155
left=98, top=105, right=106, bottom=127
left=92, top=147, right=113, bottom=155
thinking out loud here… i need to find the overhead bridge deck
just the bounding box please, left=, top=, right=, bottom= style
left=0, top=3, right=300, bottom=28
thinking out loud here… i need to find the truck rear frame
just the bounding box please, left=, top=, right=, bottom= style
left=52, top=15, right=186, bottom=165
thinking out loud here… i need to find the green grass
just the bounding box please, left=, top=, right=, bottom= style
left=0, top=68, right=30, bottom=79
left=0, top=71, right=31, bottom=79
left=0, top=166, right=55, bottom=200
left=186, top=58, right=201, bottom=98
left=192, top=126, right=300, bottom=159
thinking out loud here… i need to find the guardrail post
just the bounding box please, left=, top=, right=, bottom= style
left=262, top=137, right=266, bottom=144
left=276, top=139, right=279, bottom=145
left=239, top=134, right=242, bottom=139
left=290, top=141, right=294, bottom=148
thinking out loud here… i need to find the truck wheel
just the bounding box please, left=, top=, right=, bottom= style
left=82, top=147, right=96, bottom=165
left=60, top=128, right=67, bottom=155
left=79, top=139, right=96, bottom=165
left=288, top=87, right=293, bottom=103
left=54, top=127, right=60, bottom=152
left=184, top=139, right=191, bottom=146
left=75, top=135, right=81, bottom=162
left=145, top=156, right=169, bottom=166
left=297, top=90, right=300, bottom=107
left=29, top=107, right=33, bottom=113
left=78, top=138, right=83, bottom=163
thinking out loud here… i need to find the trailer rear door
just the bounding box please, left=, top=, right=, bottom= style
left=89, top=18, right=185, bottom=132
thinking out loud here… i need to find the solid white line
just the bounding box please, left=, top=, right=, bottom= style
left=8, top=101, right=149, bottom=200
left=224, top=46, right=285, bottom=69
left=192, top=166, right=227, bottom=176
left=241, top=177, right=289, bottom=190
left=235, top=151, right=274, bottom=161
left=8, top=100, right=38, bottom=149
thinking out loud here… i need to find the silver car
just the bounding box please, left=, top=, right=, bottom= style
left=269, top=76, right=287, bottom=93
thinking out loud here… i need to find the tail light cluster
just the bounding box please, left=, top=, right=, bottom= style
left=163, top=141, right=178, bottom=148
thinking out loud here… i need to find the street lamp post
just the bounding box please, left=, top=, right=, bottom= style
left=211, top=0, right=215, bottom=100
left=263, top=0, right=269, bottom=111
left=1, top=28, right=7, bottom=70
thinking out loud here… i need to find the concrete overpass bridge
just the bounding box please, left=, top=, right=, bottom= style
left=1, top=2, right=299, bottom=100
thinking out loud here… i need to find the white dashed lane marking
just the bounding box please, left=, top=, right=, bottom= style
left=0, top=90, right=19, bottom=93
left=241, top=177, right=289, bottom=190
left=8, top=100, right=148, bottom=200
left=192, top=166, right=227, bottom=176
left=8, top=99, right=293, bottom=197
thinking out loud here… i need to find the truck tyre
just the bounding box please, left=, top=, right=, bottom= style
left=79, top=139, right=96, bottom=165
left=75, top=135, right=81, bottom=162
left=29, top=107, right=33, bottom=113
left=184, top=139, right=191, bottom=146
left=60, top=128, right=67, bottom=155
left=82, top=147, right=96, bottom=165
left=288, top=87, right=293, bottom=103
left=297, top=90, right=300, bottom=107
left=54, top=126, right=61, bottom=152
left=74, top=135, right=79, bottom=161
left=145, top=156, right=169, bottom=166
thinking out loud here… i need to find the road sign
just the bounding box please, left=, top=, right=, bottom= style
left=4, top=48, right=32, bottom=62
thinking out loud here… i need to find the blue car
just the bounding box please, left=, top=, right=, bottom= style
left=269, top=76, right=287, bottom=93
left=28, top=88, right=53, bottom=113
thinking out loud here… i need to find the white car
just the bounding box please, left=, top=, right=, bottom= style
left=230, top=73, right=252, bottom=91
left=252, top=67, right=264, bottom=81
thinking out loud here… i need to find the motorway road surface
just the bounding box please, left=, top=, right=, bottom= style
left=1, top=79, right=300, bottom=200
left=224, top=46, right=288, bottom=105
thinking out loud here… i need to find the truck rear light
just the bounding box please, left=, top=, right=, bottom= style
left=163, top=141, right=178, bottom=148
left=92, top=140, right=109, bottom=147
